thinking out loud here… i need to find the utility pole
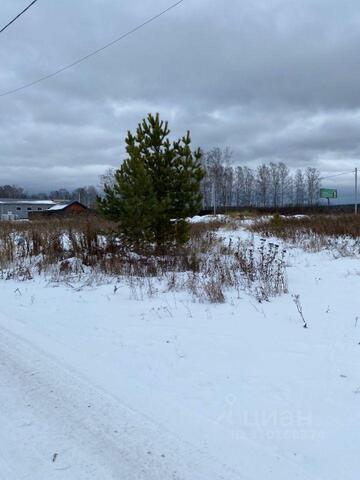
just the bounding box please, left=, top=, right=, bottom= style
left=212, top=181, right=216, bottom=215
left=355, top=167, right=358, bottom=215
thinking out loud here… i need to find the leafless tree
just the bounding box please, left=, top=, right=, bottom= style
left=256, top=164, right=271, bottom=207
left=278, top=162, right=291, bottom=206
left=234, top=166, right=244, bottom=206
left=205, top=147, right=233, bottom=208
left=294, top=169, right=306, bottom=206
left=243, top=166, right=255, bottom=206
left=270, top=162, right=281, bottom=208
left=99, top=168, right=117, bottom=191
left=306, top=167, right=320, bottom=205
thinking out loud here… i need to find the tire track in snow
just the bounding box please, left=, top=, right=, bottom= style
left=0, top=323, right=239, bottom=480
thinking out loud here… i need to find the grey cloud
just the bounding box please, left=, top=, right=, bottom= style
left=1, top=0, right=360, bottom=192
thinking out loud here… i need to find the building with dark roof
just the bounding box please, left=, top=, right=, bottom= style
left=29, top=201, right=88, bottom=219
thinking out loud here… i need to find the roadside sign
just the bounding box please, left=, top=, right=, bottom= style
left=320, top=188, right=337, bottom=199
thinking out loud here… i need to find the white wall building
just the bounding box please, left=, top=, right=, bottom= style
left=0, top=199, right=56, bottom=220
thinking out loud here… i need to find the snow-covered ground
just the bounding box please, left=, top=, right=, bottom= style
left=0, top=223, right=359, bottom=479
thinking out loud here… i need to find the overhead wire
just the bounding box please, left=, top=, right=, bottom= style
left=320, top=170, right=355, bottom=181
left=0, top=0, right=38, bottom=34
left=0, top=0, right=184, bottom=98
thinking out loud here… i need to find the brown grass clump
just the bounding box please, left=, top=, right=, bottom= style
left=0, top=216, right=288, bottom=303
left=249, top=214, right=360, bottom=256
left=0, top=216, right=116, bottom=273
left=251, top=214, right=360, bottom=239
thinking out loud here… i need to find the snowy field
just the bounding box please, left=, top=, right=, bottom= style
left=0, top=220, right=359, bottom=479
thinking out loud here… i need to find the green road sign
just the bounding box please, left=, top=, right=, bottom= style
left=320, top=188, right=337, bottom=199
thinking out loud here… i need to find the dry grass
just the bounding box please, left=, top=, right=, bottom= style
left=0, top=216, right=288, bottom=303
left=0, top=216, right=116, bottom=270
left=251, top=214, right=360, bottom=238
left=249, top=214, right=360, bottom=256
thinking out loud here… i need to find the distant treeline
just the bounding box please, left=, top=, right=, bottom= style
left=200, top=148, right=321, bottom=209
left=0, top=185, right=99, bottom=208
left=0, top=147, right=332, bottom=212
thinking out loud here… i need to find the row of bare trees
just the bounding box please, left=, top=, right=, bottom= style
left=49, top=186, right=98, bottom=207
left=0, top=185, right=26, bottom=199
left=0, top=185, right=99, bottom=208
left=200, top=148, right=321, bottom=209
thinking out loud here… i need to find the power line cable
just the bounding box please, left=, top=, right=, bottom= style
left=320, top=170, right=354, bottom=180
left=0, top=0, right=184, bottom=98
left=0, top=0, right=38, bottom=34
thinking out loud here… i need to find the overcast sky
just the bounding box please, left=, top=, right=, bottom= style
left=1, top=0, right=360, bottom=192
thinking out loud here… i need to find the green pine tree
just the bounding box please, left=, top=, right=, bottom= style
left=98, top=113, right=204, bottom=251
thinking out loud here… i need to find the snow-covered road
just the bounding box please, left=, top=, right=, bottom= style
left=0, top=322, right=233, bottom=480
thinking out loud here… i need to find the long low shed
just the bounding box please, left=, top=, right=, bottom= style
left=0, top=199, right=56, bottom=220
